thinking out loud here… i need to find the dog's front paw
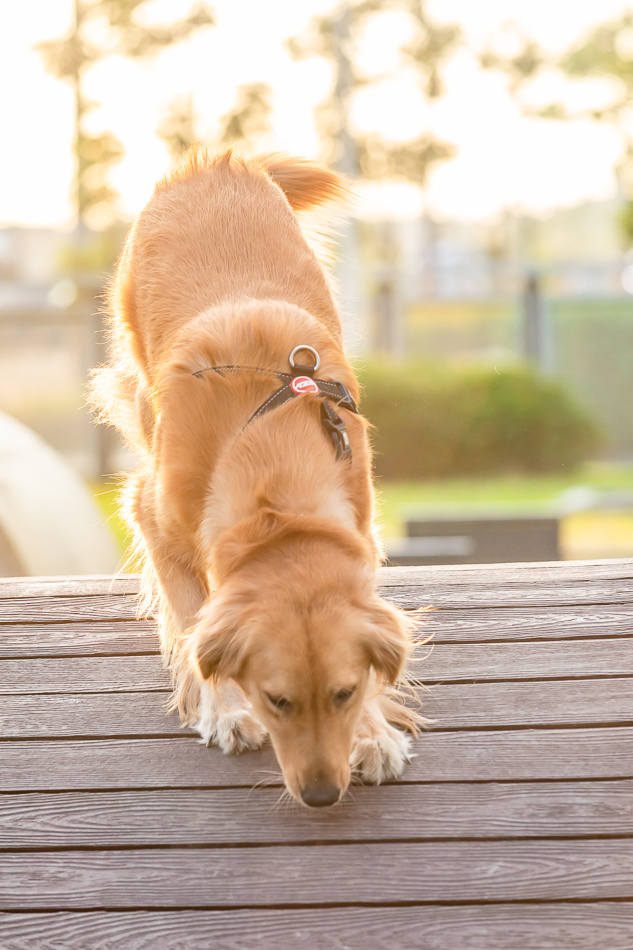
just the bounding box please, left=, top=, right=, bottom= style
left=350, top=718, right=412, bottom=784
left=209, top=707, right=268, bottom=754
left=195, top=682, right=267, bottom=754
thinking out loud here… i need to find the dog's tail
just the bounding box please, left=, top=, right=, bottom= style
left=260, top=154, right=348, bottom=212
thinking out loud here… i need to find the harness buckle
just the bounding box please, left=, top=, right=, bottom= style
left=320, top=401, right=352, bottom=461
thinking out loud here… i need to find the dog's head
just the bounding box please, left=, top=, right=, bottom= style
left=190, top=529, right=411, bottom=807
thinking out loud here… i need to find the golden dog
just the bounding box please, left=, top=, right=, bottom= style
left=93, top=149, right=421, bottom=807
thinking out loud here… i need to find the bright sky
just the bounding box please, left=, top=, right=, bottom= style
left=1, top=0, right=632, bottom=228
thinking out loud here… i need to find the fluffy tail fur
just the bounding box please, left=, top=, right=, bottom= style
left=260, top=154, right=348, bottom=212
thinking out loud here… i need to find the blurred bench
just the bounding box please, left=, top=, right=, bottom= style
left=387, top=515, right=560, bottom=565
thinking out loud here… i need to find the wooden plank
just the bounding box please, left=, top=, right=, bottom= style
left=414, top=639, right=633, bottom=682
left=3, top=780, right=633, bottom=848
left=414, top=604, right=633, bottom=642
left=0, top=595, right=139, bottom=625
left=2, top=728, right=633, bottom=791
left=426, top=679, right=633, bottom=728
left=383, top=579, right=633, bottom=610
left=1, top=574, right=631, bottom=624
left=0, top=692, right=183, bottom=738
left=4, top=840, right=633, bottom=908
left=0, top=656, right=169, bottom=694
left=2, top=606, right=630, bottom=662
left=0, top=575, right=139, bottom=599
left=5, top=638, right=631, bottom=695
left=0, top=620, right=158, bottom=658
left=3, top=676, right=632, bottom=739
left=1, top=606, right=631, bottom=665
left=2, top=905, right=633, bottom=950
left=0, top=604, right=633, bottom=658
left=0, top=559, right=629, bottom=599
left=378, top=559, right=633, bottom=587
left=0, top=737, right=271, bottom=790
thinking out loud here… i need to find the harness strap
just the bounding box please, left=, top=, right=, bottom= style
left=192, top=360, right=358, bottom=461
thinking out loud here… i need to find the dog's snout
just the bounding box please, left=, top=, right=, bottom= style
left=300, top=780, right=341, bottom=808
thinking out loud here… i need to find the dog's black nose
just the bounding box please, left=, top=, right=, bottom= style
left=300, top=781, right=341, bottom=808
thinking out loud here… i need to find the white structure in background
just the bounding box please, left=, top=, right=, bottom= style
left=0, top=411, right=120, bottom=576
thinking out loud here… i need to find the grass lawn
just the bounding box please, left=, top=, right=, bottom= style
left=92, top=462, right=633, bottom=564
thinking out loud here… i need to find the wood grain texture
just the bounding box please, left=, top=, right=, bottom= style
left=2, top=606, right=631, bottom=664
left=1, top=606, right=632, bottom=664
left=0, top=692, right=181, bottom=738
left=0, top=656, right=169, bottom=694
left=414, top=603, right=633, bottom=642
left=1, top=568, right=631, bottom=623
left=426, top=678, right=633, bottom=728
left=3, top=904, right=633, bottom=950
left=7, top=642, right=633, bottom=699
left=0, top=620, right=158, bottom=658
left=377, top=559, right=633, bottom=587
left=383, top=579, right=633, bottom=610
left=2, top=780, right=633, bottom=848
left=3, top=676, right=632, bottom=740
left=3, top=840, right=633, bottom=908
left=414, top=638, right=633, bottom=682
left=0, top=576, right=139, bottom=599
left=0, top=560, right=630, bottom=598
left=2, top=727, right=633, bottom=791
left=0, top=595, right=139, bottom=625
left=5, top=637, right=633, bottom=697
left=2, top=564, right=633, bottom=942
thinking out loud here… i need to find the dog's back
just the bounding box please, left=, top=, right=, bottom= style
left=113, top=150, right=346, bottom=374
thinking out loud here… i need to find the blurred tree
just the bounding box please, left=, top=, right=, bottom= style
left=287, top=0, right=460, bottom=182
left=37, top=0, right=215, bottom=230
left=480, top=15, right=633, bottom=246
left=157, top=95, right=199, bottom=164
left=219, top=82, right=272, bottom=149
left=289, top=1, right=462, bottom=355
left=158, top=83, right=273, bottom=163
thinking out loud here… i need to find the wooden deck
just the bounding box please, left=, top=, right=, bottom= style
left=1, top=559, right=633, bottom=948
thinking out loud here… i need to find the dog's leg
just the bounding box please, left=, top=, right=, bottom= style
left=130, top=476, right=213, bottom=727
left=350, top=691, right=413, bottom=784
left=195, top=678, right=267, bottom=754
left=133, top=476, right=208, bottom=644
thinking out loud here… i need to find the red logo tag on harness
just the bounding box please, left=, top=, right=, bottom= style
left=291, top=376, right=320, bottom=395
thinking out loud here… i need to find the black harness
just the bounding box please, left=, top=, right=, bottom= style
left=192, top=345, right=359, bottom=461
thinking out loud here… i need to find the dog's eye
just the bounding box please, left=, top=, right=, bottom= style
left=334, top=686, right=356, bottom=706
left=265, top=693, right=293, bottom=714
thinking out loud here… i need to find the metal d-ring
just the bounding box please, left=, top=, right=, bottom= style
left=289, top=344, right=320, bottom=376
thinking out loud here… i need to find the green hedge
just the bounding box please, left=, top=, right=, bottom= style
left=357, top=361, right=601, bottom=480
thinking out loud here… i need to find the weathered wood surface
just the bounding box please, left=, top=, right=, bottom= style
left=5, top=840, right=633, bottom=908
left=1, top=559, right=632, bottom=949
left=4, top=638, right=633, bottom=694
left=3, top=905, right=633, bottom=950
left=2, top=676, right=633, bottom=739
left=3, top=780, right=633, bottom=847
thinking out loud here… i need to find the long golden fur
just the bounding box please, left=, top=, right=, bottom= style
left=92, top=148, right=422, bottom=807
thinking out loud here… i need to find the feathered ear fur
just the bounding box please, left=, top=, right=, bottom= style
left=191, top=593, right=253, bottom=682
left=362, top=599, right=412, bottom=685
left=259, top=154, right=348, bottom=211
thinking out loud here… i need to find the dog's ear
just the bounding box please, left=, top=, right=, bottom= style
left=362, top=599, right=412, bottom=685
left=191, top=594, right=252, bottom=682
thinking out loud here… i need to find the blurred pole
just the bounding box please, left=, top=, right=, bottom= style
left=373, top=220, right=402, bottom=358
left=331, top=5, right=364, bottom=354
left=521, top=271, right=554, bottom=373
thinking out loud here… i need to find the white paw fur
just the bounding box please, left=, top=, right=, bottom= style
left=195, top=680, right=267, bottom=754
left=350, top=700, right=413, bottom=784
